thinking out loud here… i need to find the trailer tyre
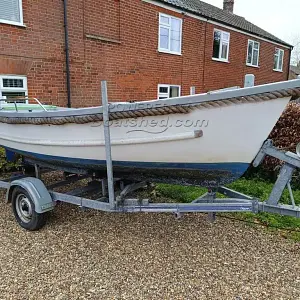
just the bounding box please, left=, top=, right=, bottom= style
left=11, top=187, right=47, bottom=231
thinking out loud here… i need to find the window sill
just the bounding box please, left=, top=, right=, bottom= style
left=158, top=49, right=182, bottom=56
left=0, top=19, right=26, bottom=27
left=212, top=58, right=229, bottom=63
left=273, top=69, right=283, bottom=73
left=246, top=63, right=260, bottom=68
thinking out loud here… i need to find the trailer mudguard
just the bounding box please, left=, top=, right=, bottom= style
left=6, top=177, right=55, bottom=213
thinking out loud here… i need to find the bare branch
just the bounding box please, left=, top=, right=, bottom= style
left=289, top=34, right=300, bottom=66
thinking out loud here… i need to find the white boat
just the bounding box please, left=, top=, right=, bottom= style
left=0, top=80, right=299, bottom=186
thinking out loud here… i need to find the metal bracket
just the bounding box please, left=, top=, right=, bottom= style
left=116, top=181, right=147, bottom=202
left=251, top=140, right=300, bottom=216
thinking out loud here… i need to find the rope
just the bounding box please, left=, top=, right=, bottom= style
left=0, top=87, right=299, bottom=126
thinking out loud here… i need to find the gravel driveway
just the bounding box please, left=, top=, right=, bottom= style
left=0, top=182, right=300, bottom=300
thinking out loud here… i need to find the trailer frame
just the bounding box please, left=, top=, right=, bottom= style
left=1, top=81, right=300, bottom=230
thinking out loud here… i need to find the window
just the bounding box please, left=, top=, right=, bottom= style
left=158, top=13, right=182, bottom=55
left=213, top=29, right=230, bottom=62
left=0, top=75, right=28, bottom=106
left=158, top=85, right=181, bottom=99
left=274, top=48, right=284, bottom=72
left=247, top=40, right=260, bottom=67
left=0, top=0, right=23, bottom=26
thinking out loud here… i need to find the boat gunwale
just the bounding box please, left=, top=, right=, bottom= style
left=0, top=79, right=298, bottom=120
left=0, top=79, right=300, bottom=117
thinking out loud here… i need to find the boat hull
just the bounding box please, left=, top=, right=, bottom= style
left=6, top=147, right=248, bottom=186
left=0, top=96, right=290, bottom=186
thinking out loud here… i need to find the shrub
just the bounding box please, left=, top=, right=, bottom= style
left=264, top=102, right=300, bottom=170
left=245, top=102, right=300, bottom=187
left=0, top=147, right=21, bottom=173
left=269, top=102, right=300, bottom=151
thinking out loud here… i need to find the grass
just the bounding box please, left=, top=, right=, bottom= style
left=156, top=178, right=300, bottom=241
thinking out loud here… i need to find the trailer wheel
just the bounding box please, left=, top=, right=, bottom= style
left=11, top=187, right=47, bottom=231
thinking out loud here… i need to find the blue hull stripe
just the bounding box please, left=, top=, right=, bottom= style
left=5, top=147, right=249, bottom=175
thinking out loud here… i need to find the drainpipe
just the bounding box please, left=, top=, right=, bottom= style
left=287, top=46, right=293, bottom=81
left=202, top=21, right=208, bottom=92
left=63, top=0, right=71, bottom=108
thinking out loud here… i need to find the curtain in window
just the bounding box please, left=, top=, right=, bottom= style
left=213, top=31, right=221, bottom=58
left=170, top=86, right=179, bottom=98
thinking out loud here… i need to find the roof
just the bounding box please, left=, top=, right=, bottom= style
left=290, top=65, right=300, bottom=75
left=157, top=0, right=292, bottom=47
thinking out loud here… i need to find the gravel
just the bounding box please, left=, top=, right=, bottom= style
left=0, top=174, right=300, bottom=299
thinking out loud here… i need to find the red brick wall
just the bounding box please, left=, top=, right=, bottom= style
left=0, top=0, right=66, bottom=106
left=0, top=0, right=290, bottom=107
left=85, top=0, right=121, bottom=41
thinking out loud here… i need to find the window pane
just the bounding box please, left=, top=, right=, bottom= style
left=171, top=40, right=180, bottom=53
left=0, top=0, right=21, bottom=22
left=171, top=18, right=181, bottom=32
left=159, top=87, right=168, bottom=93
left=170, top=19, right=181, bottom=53
left=170, top=87, right=179, bottom=98
left=171, top=24, right=180, bottom=40
left=254, top=42, right=259, bottom=50
left=274, top=54, right=279, bottom=69
left=247, top=42, right=253, bottom=64
left=221, top=43, right=228, bottom=59
left=160, top=27, right=169, bottom=50
left=2, top=91, right=25, bottom=98
left=159, top=96, right=168, bottom=100
left=160, top=15, right=169, bottom=25
left=213, top=31, right=221, bottom=58
left=222, top=32, right=230, bottom=42
left=170, top=29, right=180, bottom=41
left=3, top=78, right=24, bottom=88
left=278, top=60, right=283, bottom=71
left=253, top=49, right=259, bottom=66
left=279, top=51, right=284, bottom=70
left=2, top=91, right=26, bottom=103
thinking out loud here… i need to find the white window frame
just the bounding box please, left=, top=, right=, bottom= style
left=158, top=13, right=182, bottom=55
left=212, top=29, right=230, bottom=62
left=246, top=39, right=260, bottom=67
left=158, top=84, right=181, bottom=99
left=0, top=75, right=28, bottom=106
left=273, top=48, right=284, bottom=72
left=0, top=0, right=24, bottom=27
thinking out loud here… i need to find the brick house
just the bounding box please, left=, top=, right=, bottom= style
left=289, top=65, right=300, bottom=80
left=0, top=0, right=292, bottom=107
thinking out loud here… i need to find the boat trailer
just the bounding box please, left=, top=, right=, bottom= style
left=0, top=82, right=300, bottom=230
